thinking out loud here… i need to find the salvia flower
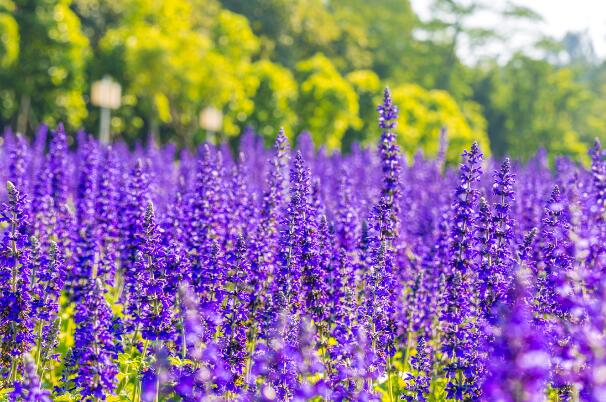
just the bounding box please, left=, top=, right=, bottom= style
left=130, top=202, right=174, bottom=341
left=486, top=158, right=516, bottom=313
left=535, top=185, right=582, bottom=398
left=482, top=274, right=550, bottom=402
left=363, top=198, right=398, bottom=377
left=9, top=354, right=51, bottom=402
left=70, top=277, right=119, bottom=399
left=47, top=124, right=72, bottom=251
left=272, top=151, right=310, bottom=316
left=251, top=129, right=290, bottom=333
left=120, top=159, right=149, bottom=303
left=5, top=108, right=606, bottom=402
left=221, top=235, right=252, bottom=391
left=96, top=146, right=120, bottom=282
left=402, top=333, right=433, bottom=402
left=335, top=173, right=359, bottom=252
left=8, top=134, right=29, bottom=197
left=589, top=138, right=606, bottom=216
left=440, top=142, right=485, bottom=400
left=535, top=185, right=573, bottom=320
left=377, top=87, right=398, bottom=130
left=175, top=283, right=231, bottom=399
left=377, top=88, right=402, bottom=234
left=0, top=181, right=34, bottom=378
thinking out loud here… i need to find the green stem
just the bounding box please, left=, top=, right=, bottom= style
left=124, top=326, right=143, bottom=401
left=317, top=325, right=331, bottom=375
left=181, top=323, right=187, bottom=360
left=117, top=349, right=134, bottom=396
left=402, top=330, right=413, bottom=372
left=387, top=357, right=395, bottom=402
left=244, top=327, right=258, bottom=386
left=154, top=339, right=162, bottom=402
left=9, top=358, right=18, bottom=383
left=155, top=374, right=160, bottom=402
left=176, top=295, right=187, bottom=360
left=130, top=326, right=140, bottom=352
left=141, top=338, right=150, bottom=366
left=131, top=379, right=138, bottom=402
left=35, top=322, right=44, bottom=375
left=8, top=209, right=19, bottom=383
left=134, top=338, right=151, bottom=402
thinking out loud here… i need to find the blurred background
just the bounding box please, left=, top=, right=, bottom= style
left=0, top=0, right=605, bottom=162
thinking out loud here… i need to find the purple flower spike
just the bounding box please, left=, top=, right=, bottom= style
left=0, top=181, right=34, bottom=375
left=377, top=88, right=399, bottom=130
left=9, top=354, right=51, bottom=402
left=440, top=142, right=485, bottom=400
left=482, top=274, right=550, bottom=402
left=70, top=277, right=119, bottom=399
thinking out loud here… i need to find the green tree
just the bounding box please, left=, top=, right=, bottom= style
left=392, top=83, right=489, bottom=163
left=242, top=60, right=298, bottom=142
left=99, top=0, right=262, bottom=144
left=220, top=0, right=341, bottom=69
left=0, top=0, right=89, bottom=134
left=342, top=69, right=382, bottom=150
left=417, top=0, right=542, bottom=101
left=295, top=53, right=360, bottom=150
left=0, top=0, right=18, bottom=68
left=328, top=0, right=417, bottom=80
left=472, top=54, right=591, bottom=161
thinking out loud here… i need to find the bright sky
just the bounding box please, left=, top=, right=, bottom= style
left=411, top=0, right=606, bottom=59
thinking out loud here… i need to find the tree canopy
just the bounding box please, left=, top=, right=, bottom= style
left=1, top=0, right=606, bottom=162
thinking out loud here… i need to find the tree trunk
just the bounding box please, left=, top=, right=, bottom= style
left=16, top=93, right=31, bottom=135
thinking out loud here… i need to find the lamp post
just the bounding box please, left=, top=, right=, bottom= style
left=91, top=76, right=121, bottom=144
left=199, top=106, right=223, bottom=144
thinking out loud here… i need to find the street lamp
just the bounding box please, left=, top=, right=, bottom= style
left=91, top=76, right=121, bottom=144
left=199, top=106, right=222, bottom=144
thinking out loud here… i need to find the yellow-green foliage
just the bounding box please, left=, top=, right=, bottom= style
left=391, top=84, right=490, bottom=163
left=247, top=60, right=298, bottom=140
left=481, top=55, right=600, bottom=163
left=3, top=0, right=91, bottom=129
left=345, top=69, right=382, bottom=147
left=295, top=53, right=361, bottom=151
left=100, top=0, right=262, bottom=139
left=0, top=1, right=18, bottom=68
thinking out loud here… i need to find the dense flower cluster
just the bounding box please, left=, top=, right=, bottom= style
left=1, top=89, right=606, bottom=401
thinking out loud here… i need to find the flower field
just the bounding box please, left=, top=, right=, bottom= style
left=1, top=88, right=605, bottom=401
